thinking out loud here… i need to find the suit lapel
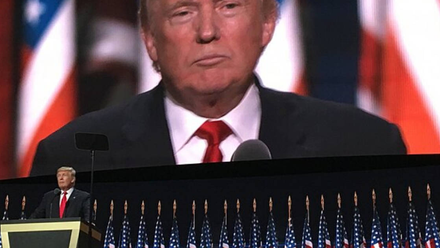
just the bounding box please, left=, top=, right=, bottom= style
left=120, top=83, right=176, bottom=167
left=63, top=189, right=76, bottom=218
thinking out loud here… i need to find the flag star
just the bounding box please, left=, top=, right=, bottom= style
left=25, top=0, right=45, bottom=25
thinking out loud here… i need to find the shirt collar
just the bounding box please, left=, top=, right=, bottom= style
left=62, top=187, right=74, bottom=195
left=165, top=84, right=261, bottom=153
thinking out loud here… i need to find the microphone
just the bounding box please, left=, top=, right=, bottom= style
left=49, top=188, right=61, bottom=218
left=231, top=139, right=272, bottom=161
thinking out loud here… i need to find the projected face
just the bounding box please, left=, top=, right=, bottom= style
left=57, top=170, right=75, bottom=191
left=142, top=0, right=276, bottom=117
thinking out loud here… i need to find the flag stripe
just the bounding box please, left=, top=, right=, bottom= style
left=358, top=0, right=440, bottom=153
left=18, top=69, right=76, bottom=177
left=18, top=0, right=76, bottom=176
left=387, top=0, right=440, bottom=142
left=382, top=22, right=440, bottom=153
left=0, top=0, right=14, bottom=179
left=256, top=0, right=304, bottom=93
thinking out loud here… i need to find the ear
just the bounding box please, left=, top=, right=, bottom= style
left=261, top=13, right=276, bottom=47
left=71, top=177, right=76, bottom=184
left=141, top=28, right=158, bottom=62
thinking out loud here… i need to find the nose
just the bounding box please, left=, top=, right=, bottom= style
left=196, top=7, right=220, bottom=43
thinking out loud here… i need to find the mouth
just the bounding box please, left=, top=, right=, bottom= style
left=194, top=54, right=228, bottom=66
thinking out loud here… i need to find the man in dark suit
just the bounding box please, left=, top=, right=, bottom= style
left=30, top=0, right=406, bottom=176
left=30, top=167, right=90, bottom=221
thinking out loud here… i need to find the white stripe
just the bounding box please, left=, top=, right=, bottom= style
left=390, top=0, right=440, bottom=137
left=138, top=34, right=161, bottom=93
left=256, top=0, right=303, bottom=92
left=358, top=0, right=385, bottom=39
left=305, top=240, right=313, bottom=248
left=326, top=239, right=331, bottom=246
left=17, top=0, right=75, bottom=160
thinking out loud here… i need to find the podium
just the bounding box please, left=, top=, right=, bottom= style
left=0, top=218, right=102, bottom=248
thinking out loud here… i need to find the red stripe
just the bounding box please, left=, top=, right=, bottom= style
left=382, top=25, right=440, bottom=153
left=359, top=29, right=382, bottom=97
left=21, top=45, right=33, bottom=74
left=18, top=69, right=77, bottom=177
left=292, top=70, right=308, bottom=96
left=0, top=0, right=14, bottom=179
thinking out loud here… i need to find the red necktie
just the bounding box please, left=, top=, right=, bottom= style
left=59, top=191, right=67, bottom=218
left=195, top=121, right=232, bottom=163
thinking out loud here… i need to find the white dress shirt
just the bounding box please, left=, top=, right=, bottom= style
left=59, top=187, right=74, bottom=205
left=165, top=84, right=262, bottom=164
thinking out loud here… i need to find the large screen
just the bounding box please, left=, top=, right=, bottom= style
left=0, top=0, right=439, bottom=179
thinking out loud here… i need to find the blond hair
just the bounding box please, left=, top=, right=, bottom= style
left=57, top=166, right=76, bottom=177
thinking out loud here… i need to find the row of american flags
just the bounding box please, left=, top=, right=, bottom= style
left=0, top=185, right=438, bottom=248
left=1, top=0, right=440, bottom=179
left=98, top=185, right=439, bottom=248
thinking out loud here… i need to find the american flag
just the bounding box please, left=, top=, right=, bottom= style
left=200, top=214, right=212, bottom=248
left=318, top=210, right=331, bottom=248
left=371, top=209, right=384, bottom=248
left=425, top=200, right=440, bottom=248
left=104, top=215, right=116, bottom=248
left=386, top=203, right=402, bottom=248
left=405, top=201, right=421, bottom=248
left=19, top=0, right=77, bottom=176
left=335, top=208, right=349, bottom=248
left=186, top=217, right=197, bottom=248
left=233, top=213, right=245, bottom=248
left=301, top=212, right=313, bottom=248
left=136, top=215, right=149, bottom=248
left=284, top=218, right=296, bottom=248
left=170, top=216, right=181, bottom=248
left=153, top=215, right=165, bottom=248
left=219, top=215, right=230, bottom=248
left=266, top=211, right=278, bottom=248
left=249, top=212, right=262, bottom=248
left=119, top=214, right=132, bottom=248
left=351, top=206, right=366, bottom=248
left=20, top=211, right=27, bottom=220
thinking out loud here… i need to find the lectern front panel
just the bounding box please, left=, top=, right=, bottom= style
left=8, top=230, right=71, bottom=248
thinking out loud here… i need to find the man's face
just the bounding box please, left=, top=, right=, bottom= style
left=143, top=0, right=275, bottom=101
left=57, top=170, right=75, bottom=191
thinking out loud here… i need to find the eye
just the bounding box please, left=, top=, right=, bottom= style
left=170, top=7, right=196, bottom=25
left=218, top=1, right=242, bottom=16
left=224, top=3, right=238, bottom=9
left=174, top=11, right=189, bottom=17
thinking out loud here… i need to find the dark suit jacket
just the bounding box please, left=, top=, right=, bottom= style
left=30, top=82, right=406, bottom=176
left=30, top=188, right=90, bottom=221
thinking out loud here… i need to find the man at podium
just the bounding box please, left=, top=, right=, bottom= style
left=30, top=166, right=90, bottom=221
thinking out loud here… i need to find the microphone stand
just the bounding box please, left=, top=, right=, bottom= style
left=88, top=149, right=95, bottom=248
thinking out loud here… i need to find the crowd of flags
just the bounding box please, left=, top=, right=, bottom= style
left=0, top=185, right=438, bottom=248
left=98, top=185, right=440, bottom=248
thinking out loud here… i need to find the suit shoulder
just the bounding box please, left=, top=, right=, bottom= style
left=264, top=88, right=394, bottom=128
left=73, top=189, right=90, bottom=197
left=260, top=87, right=407, bottom=154
left=39, top=87, right=161, bottom=147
